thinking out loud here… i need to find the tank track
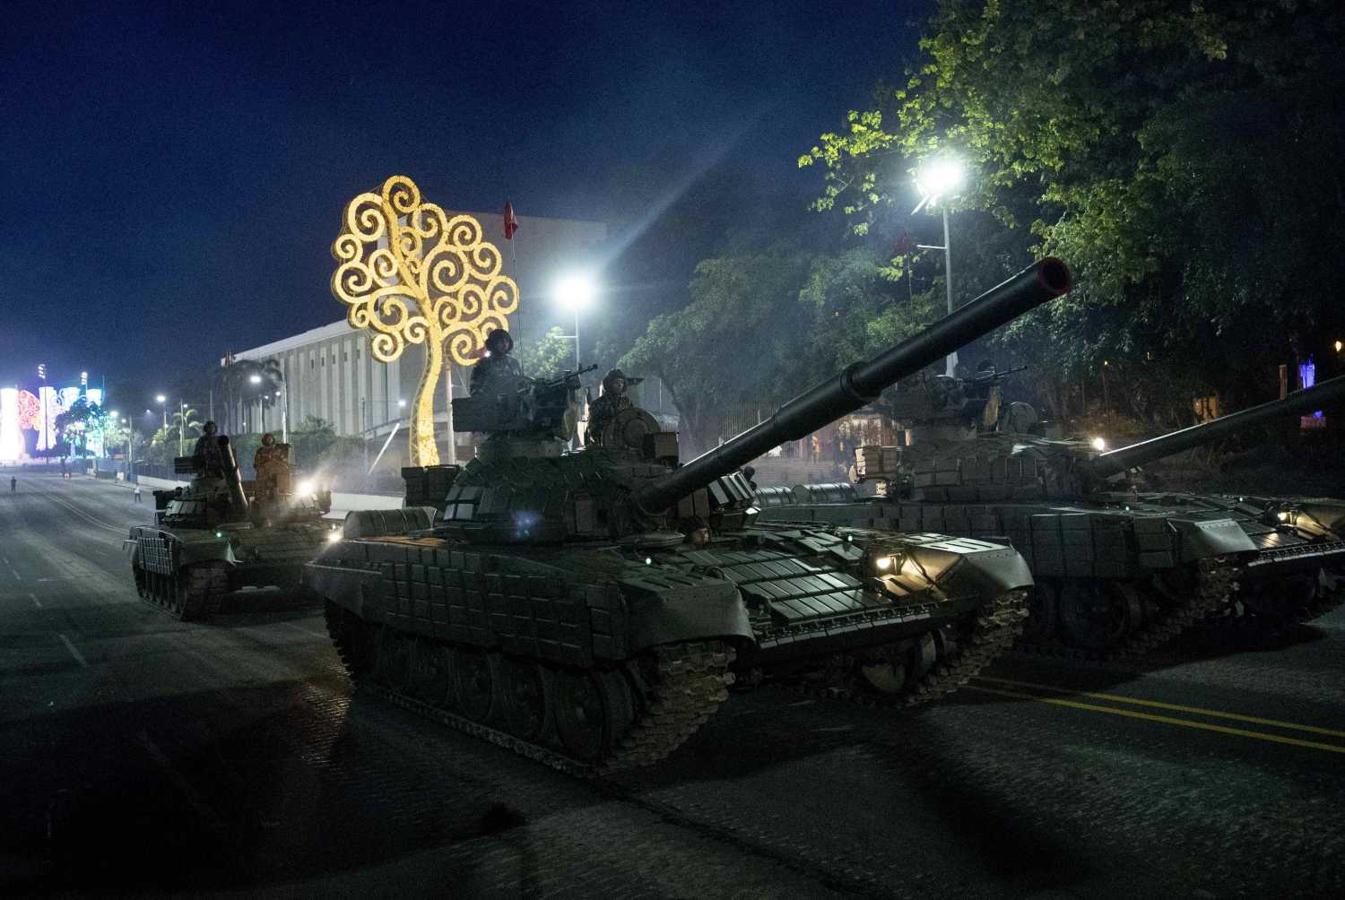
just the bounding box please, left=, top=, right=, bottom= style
left=134, top=561, right=229, bottom=622
left=324, top=603, right=734, bottom=776
left=1299, top=578, right=1345, bottom=624
left=787, top=591, right=1028, bottom=707
left=1013, top=557, right=1238, bottom=661
left=1196, top=566, right=1344, bottom=641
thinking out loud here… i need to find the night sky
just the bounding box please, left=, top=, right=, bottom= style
left=0, top=0, right=923, bottom=394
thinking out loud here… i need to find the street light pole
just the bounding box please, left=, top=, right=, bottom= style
left=914, top=155, right=968, bottom=379
left=573, top=309, right=581, bottom=369
left=942, top=205, right=956, bottom=377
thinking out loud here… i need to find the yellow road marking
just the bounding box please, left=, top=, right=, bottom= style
left=968, top=684, right=1345, bottom=755
left=977, top=676, right=1345, bottom=740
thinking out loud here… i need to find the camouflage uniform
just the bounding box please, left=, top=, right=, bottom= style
left=585, top=369, right=633, bottom=446
left=471, top=329, right=524, bottom=396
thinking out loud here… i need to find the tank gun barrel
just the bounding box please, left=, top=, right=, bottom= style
left=1090, top=374, right=1345, bottom=478
left=634, top=258, right=1073, bottom=513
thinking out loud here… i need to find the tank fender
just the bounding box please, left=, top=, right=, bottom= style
left=305, top=561, right=385, bottom=621
left=1170, top=518, right=1257, bottom=560
left=1291, top=500, right=1345, bottom=539
left=904, top=539, right=1034, bottom=596
left=620, top=572, right=753, bottom=652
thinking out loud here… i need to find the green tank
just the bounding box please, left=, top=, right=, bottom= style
left=127, top=434, right=335, bottom=620
left=758, top=369, right=1345, bottom=657
left=305, top=259, right=1073, bottom=773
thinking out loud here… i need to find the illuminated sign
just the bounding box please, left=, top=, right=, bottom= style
left=0, top=389, right=21, bottom=462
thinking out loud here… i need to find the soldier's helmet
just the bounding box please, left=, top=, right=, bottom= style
left=202, top=420, right=218, bottom=435
left=485, top=329, right=514, bottom=356
left=261, top=433, right=275, bottom=446
left=602, top=368, right=628, bottom=393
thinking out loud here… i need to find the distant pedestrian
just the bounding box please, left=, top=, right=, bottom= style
left=133, top=485, right=142, bottom=504
left=9, top=476, right=15, bottom=493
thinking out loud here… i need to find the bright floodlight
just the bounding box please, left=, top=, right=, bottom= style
left=915, top=156, right=967, bottom=204
left=249, top=374, right=262, bottom=384
left=1091, top=436, right=1107, bottom=451
left=554, top=272, right=598, bottom=313
left=155, top=394, right=166, bottom=404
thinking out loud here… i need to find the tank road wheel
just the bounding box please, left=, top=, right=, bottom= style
left=498, top=658, right=552, bottom=742
left=1022, top=583, right=1060, bottom=643
left=552, top=669, right=633, bottom=762
left=407, top=639, right=455, bottom=707
left=454, top=648, right=495, bottom=723
left=859, top=647, right=909, bottom=695
left=1058, top=581, right=1143, bottom=652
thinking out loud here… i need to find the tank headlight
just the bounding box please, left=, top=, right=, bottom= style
left=869, top=552, right=901, bottom=576
left=297, top=480, right=315, bottom=496
left=326, top=530, right=342, bottom=543
left=1090, top=436, right=1107, bottom=451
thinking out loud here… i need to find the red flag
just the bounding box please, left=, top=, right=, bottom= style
left=503, top=201, right=519, bottom=240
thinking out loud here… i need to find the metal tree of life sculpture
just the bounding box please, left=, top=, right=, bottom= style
left=331, top=175, right=519, bottom=466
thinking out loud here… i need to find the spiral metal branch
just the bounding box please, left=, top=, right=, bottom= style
left=331, top=175, right=520, bottom=465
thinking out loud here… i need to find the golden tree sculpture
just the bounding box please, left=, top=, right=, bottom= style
left=331, top=175, right=519, bottom=466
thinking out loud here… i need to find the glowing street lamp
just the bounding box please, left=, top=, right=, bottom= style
left=913, top=155, right=969, bottom=377
left=155, top=394, right=167, bottom=429
left=554, top=271, right=598, bottom=369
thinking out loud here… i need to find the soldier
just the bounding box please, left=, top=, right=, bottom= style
left=192, top=421, right=225, bottom=475
left=470, top=329, right=524, bottom=396
left=253, top=433, right=287, bottom=505
left=585, top=368, right=634, bottom=446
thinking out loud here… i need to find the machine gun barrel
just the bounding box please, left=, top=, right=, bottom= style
left=1090, top=373, right=1345, bottom=478
left=634, top=257, right=1073, bottom=513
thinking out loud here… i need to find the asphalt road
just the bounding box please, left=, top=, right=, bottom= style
left=2, top=471, right=1344, bottom=898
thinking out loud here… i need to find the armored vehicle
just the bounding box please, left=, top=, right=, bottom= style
left=758, top=369, right=1345, bottom=657
left=305, top=259, right=1072, bottom=773
left=128, top=435, right=334, bottom=620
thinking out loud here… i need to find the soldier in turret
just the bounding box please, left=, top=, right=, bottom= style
left=252, top=433, right=289, bottom=506
left=193, top=421, right=225, bottom=475
left=470, top=329, right=524, bottom=396
left=585, top=368, right=636, bottom=446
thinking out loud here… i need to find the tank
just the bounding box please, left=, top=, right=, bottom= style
left=126, top=435, right=335, bottom=620
left=304, top=258, right=1073, bottom=773
left=758, top=368, right=1345, bottom=657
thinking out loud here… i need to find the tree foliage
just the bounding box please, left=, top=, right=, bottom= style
left=800, top=0, right=1345, bottom=411
left=517, top=327, right=574, bottom=381
left=620, top=245, right=939, bottom=450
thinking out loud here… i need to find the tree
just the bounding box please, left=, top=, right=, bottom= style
left=169, top=406, right=203, bottom=456
left=800, top=0, right=1345, bottom=413
left=332, top=175, right=519, bottom=466
left=53, top=398, right=104, bottom=458
left=517, top=327, right=574, bottom=381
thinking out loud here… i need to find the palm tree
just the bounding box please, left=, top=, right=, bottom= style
left=169, top=405, right=203, bottom=455
left=215, top=358, right=284, bottom=434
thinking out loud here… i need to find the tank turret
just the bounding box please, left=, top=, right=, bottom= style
left=433, top=258, right=1072, bottom=544
left=859, top=372, right=1345, bottom=501
left=767, top=371, right=1345, bottom=658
